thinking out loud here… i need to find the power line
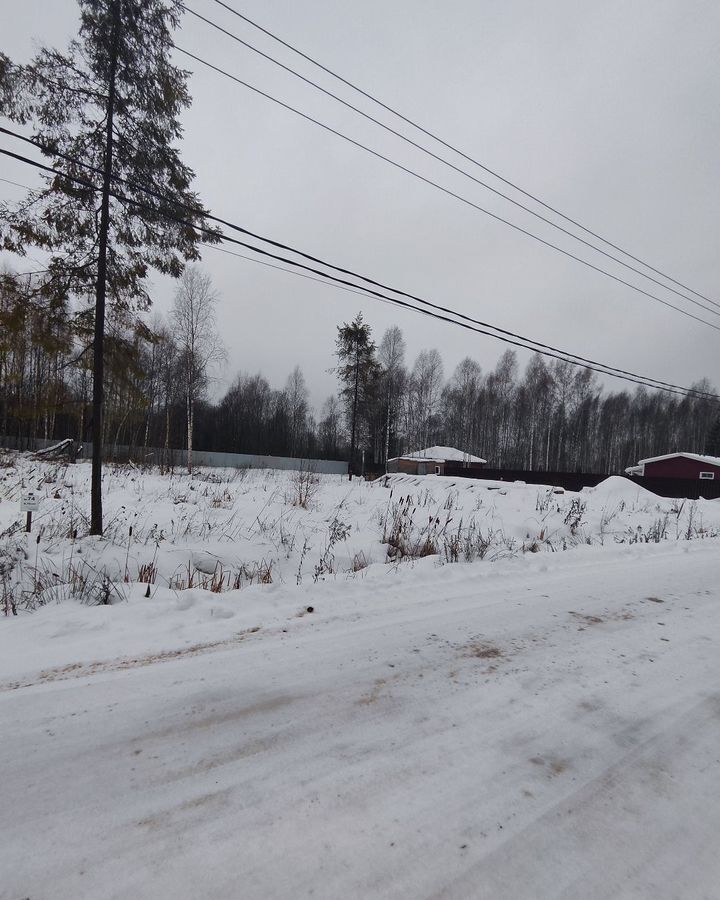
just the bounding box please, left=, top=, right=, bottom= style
left=1, top=138, right=718, bottom=403
left=1, top=141, right=718, bottom=403
left=206, top=238, right=719, bottom=402
left=171, top=45, right=720, bottom=331
left=200, top=240, right=397, bottom=308
left=3, top=131, right=717, bottom=400
left=7, top=123, right=720, bottom=371
left=206, top=237, right=720, bottom=401
left=11, top=121, right=720, bottom=370
left=162, top=241, right=720, bottom=399
left=207, top=0, right=719, bottom=310
left=182, top=2, right=720, bottom=318
left=0, top=175, right=36, bottom=191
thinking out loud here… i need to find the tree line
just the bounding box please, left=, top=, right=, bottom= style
left=1, top=276, right=717, bottom=474
left=327, top=314, right=719, bottom=474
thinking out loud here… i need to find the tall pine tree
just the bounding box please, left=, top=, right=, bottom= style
left=0, top=0, right=217, bottom=533
left=335, top=313, right=379, bottom=479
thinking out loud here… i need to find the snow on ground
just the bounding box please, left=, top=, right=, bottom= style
left=1, top=455, right=720, bottom=897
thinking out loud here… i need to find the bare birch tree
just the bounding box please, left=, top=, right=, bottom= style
left=378, top=326, right=407, bottom=462
left=408, top=348, right=444, bottom=449
left=285, top=365, right=309, bottom=457
left=170, top=267, right=225, bottom=472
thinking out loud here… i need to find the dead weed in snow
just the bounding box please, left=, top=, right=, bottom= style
left=529, top=755, right=570, bottom=776
left=464, top=641, right=503, bottom=660
left=569, top=609, right=635, bottom=628
left=569, top=611, right=604, bottom=625
left=357, top=677, right=388, bottom=706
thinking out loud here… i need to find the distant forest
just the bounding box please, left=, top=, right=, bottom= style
left=1, top=269, right=718, bottom=474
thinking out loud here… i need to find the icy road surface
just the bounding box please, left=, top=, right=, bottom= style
left=2, top=544, right=719, bottom=899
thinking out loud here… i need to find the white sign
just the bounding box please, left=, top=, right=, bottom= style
left=20, top=491, right=40, bottom=513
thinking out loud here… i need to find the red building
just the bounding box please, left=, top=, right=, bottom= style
left=626, top=452, right=720, bottom=481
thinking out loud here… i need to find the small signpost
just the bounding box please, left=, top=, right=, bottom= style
left=21, top=490, right=40, bottom=533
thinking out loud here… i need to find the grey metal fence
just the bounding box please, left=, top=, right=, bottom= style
left=0, top=436, right=348, bottom=475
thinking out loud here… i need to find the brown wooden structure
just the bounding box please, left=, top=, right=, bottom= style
left=386, top=446, right=486, bottom=477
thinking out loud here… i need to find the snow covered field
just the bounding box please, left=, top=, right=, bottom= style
left=1, top=456, right=719, bottom=898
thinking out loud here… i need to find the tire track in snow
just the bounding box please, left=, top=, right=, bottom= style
left=0, top=625, right=262, bottom=692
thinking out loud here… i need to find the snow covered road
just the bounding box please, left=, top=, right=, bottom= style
left=2, top=543, right=719, bottom=899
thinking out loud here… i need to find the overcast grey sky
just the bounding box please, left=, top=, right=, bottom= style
left=2, top=0, right=719, bottom=409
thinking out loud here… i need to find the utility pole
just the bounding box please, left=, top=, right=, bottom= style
left=90, top=0, right=121, bottom=535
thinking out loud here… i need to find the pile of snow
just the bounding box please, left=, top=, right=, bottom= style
left=581, top=474, right=661, bottom=504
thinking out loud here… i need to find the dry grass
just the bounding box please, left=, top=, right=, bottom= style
left=464, top=641, right=502, bottom=659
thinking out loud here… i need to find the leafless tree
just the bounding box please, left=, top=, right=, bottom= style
left=318, top=395, right=343, bottom=458
left=285, top=365, right=308, bottom=458
left=170, top=267, right=225, bottom=472
left=444, top=357, right=482, bottom=453
left=408, top=348, right=444, bottom=450
left=378, top=326, right=407, bottom=462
